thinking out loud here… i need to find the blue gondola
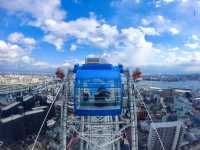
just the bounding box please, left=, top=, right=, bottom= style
left=73, top=63, right=123, bottom=116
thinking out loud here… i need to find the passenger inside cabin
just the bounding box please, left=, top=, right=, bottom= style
left=82, top=91, right=89, bottom=101
left=95, top=87, right=110, bottom=107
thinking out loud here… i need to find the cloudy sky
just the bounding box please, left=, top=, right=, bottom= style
left=0, top=0, right=200, bottom=73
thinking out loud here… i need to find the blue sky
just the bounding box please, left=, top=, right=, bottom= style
left=0, top=0, right=200, bottom=74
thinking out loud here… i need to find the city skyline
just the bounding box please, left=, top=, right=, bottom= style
left=0, top=0, right=200, bottom=73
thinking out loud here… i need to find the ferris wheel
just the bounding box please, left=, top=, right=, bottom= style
left=60, top=59, right=138, bottom=150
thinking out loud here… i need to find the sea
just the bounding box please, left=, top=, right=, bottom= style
left=138, top=80, right=200, bottom=91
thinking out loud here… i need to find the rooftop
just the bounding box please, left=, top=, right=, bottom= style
left=25, top=109, right=44, bottom=116
left=1, top=101, right=20, bottom=111
left=151, top=121, right=182, bottom=128
left=1, top=114, right=22, bottom=123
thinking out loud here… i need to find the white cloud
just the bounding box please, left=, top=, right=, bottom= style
left=0, top=40, right=30, bottom=63
left=1, top=1, right=120, bottom=50
left=169, top=27, right=179, bottom=35
left=163, top=0, right=175, bottom=3
left=0, top=39, right=51, bottom=69
left=193, top=35, right=200, bottom=40
left=62, top=62, right=71, bottom=68
left=0, top=0, right=67, bottom=51
left=0, top=0, right=66, bottom=25
left=42, top=16, right=119, bottom=50
left=181, top=0, right=188, bottom=2
left=62, top=59, right=84, bottom=69
left=69, top=44, right=77, bottom=51
left=21, top=56, right=33, bottom=64
left=184, top=43, right=199, bottom=49
left=1, top=0, right=200, bottom=73
left=136, top=47, right=200, bottom=70
left=157, top=15, right=165, bottom=23
left=192, top=34, right=199, bottom=41
left=168, top=47, right=179, bottom=51
left=139, top=27, right=159, bottom=35
left=99, top=26, right=200, bottom=69
left=135, top=0, right=140, bottom=3
left=110, top=0, right=141, bottom=7
left=31, top=14, right=197, bottom=69
left=101, top=27, right=159, bottom=67
left=43, top=34, right=64, bottom=51
left=87, top=54, right=98, bottom=58
left=141, top=16, right=180, bottom=35
left=154, top=0, right=176, bottom=7
left=8, top=32, right=36, bottom=47
left=32, top=61, right=50, bottom=68
left=184, top=34, right=200, bottom=49
left=141, top=18, right=150, bottom=26
left=157, top=49, right=200, bottom=67
left=21, top=56, right=51, bottom=69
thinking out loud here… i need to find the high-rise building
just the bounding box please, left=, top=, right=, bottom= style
left=148, top=121, right=183, bottom=150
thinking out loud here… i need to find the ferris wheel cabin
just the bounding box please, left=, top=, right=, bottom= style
left=73, top=58, right=123, bottom=116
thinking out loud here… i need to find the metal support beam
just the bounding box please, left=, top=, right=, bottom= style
left=128, top=73, right=138, bottom=150
left=61, top=81, right=67, bottom=150
left=80, top=116, right=85, bottom=150
left=115, top=116, right=120, bottom=150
